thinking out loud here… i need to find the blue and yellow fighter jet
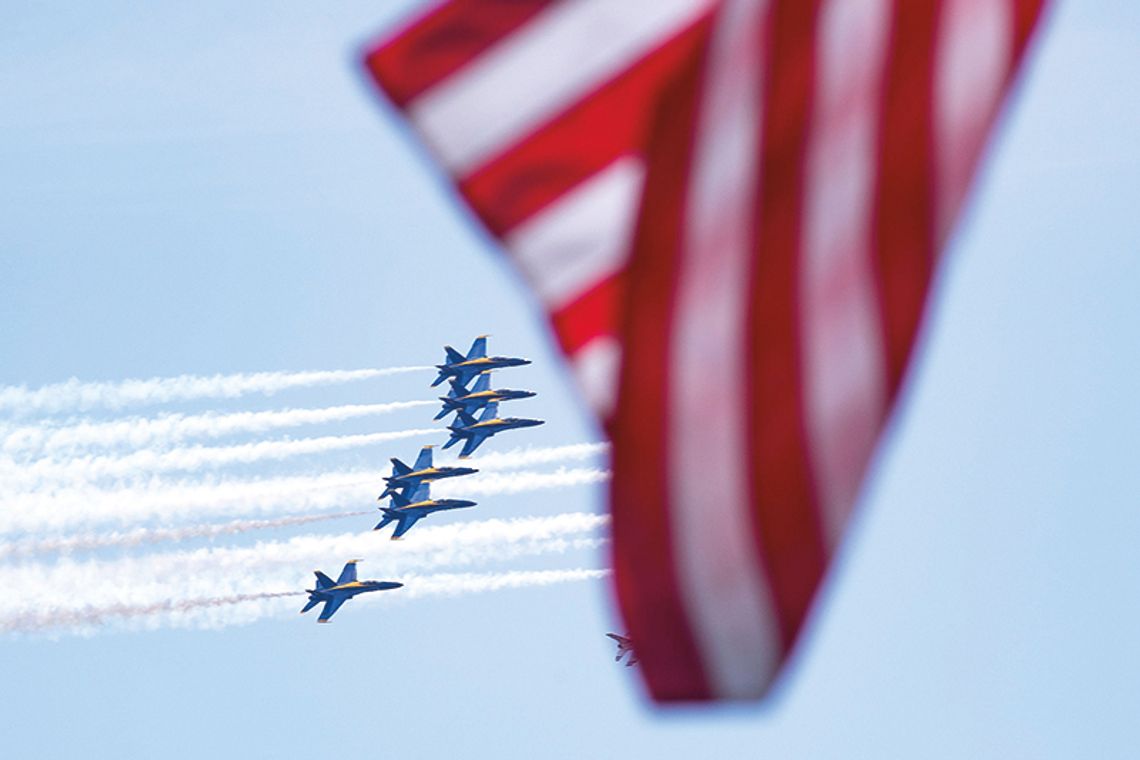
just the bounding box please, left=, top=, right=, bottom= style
left=374, top=482, right=476, bottom=539
left=433, top=371, right=537, bottom=421
left=431, top=335, right=531, bottom=388
left=379, top=445, right=478, bottom=499
left=300, top=560, right=402, bottom=623
left=442, top=401, right=545, bottom=458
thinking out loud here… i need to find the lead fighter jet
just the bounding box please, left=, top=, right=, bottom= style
left=443, top=402, right=544, bottom=459
left=300, top=560, right=402, bottom=623
left=431, top=335, right=531, bottom=388
left=606, top=633, right=638, bottom=666
left=379, top=445, right=477, bottom=499
left=375, top=481, right=476, bottom=539
left=434, top=371, right=537, bottom=421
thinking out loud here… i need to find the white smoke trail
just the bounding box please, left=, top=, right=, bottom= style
left=0, top=513, right=610, bottom=633
left=0, top=464, right=610, bottom=535
left=0, top=513, right=608, bottom=613
left=0, top=366, right=431, bottom=417
left=1, top=568, right=610, bottom=635
left=0, top=591, right=303, bottom=634
left=0, top=428, right=439, bottom=491
left=0, top=511, right=371, bottom=562
left=1, top=400, right=437, bottom=458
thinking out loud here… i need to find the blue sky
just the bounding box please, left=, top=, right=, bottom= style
left=1, top=1, right=1138, bottom=758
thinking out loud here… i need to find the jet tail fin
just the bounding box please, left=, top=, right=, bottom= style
left=447, top=376, right=467, bottom=398
left=472, top=371, right=491, bottom=393
left=478, top=402, right=499, bottom=422
left=389, top=491, right=410, bottom=508
left=314, top=571, right=336, bottom=590
left=444, top=345, right=465, bottom=365
left=390, top=457, right=411, bottom=476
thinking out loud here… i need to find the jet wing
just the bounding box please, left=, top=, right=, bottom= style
left=335, top=560, right=359, bottom=585
left=459, top=433, right=488, bottom=459
left=391, top=513, right=422, bottom=539
left=317, top=596, right=348, bottom=623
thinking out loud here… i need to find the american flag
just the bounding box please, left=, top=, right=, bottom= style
left=364, top=0, right=1045, bottom=701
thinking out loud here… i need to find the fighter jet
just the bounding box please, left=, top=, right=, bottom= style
left=606, top=633, right=638, bottom=666
left=300, top=560, right=402, bottom=623
left=431, top=335, right=531, bottom=388
left=379, top=445, right=478, bottom=499
left=442, top=402, right=545, bottom=459
left=374, top=481, right=476, bottom=539
left=433, top=371, right=537, bottom=421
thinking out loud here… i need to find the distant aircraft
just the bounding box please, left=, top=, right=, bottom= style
left=433, top=371, right=537, bottom=421
left=300, top=560, right=402, bottom=623
left=379, top=445, right=478, bottom=499
left=431, top=335, right=531, bottom=388
left=374, top=481, right=476, bottom=539
left=606, top=633, right=638, bottom=666
left=442, top=402, right=544, bottom=458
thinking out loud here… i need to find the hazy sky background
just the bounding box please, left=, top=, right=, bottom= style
left=1, top=2, right=1137, bottom=758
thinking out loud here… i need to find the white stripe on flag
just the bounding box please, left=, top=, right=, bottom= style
left=407, top=0, right=715, bottom=173
left=934, top=0, right=1012, bottom=243
left=800, top=0, right=891, bottom=548
left=506, top=156, right=645, bottom=311
left=668, top=0, right=780, bottom=698
left=570, top=336, right=623, bottom=420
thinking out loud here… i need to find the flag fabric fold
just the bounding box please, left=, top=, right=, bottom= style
left=363, top=0, right=1046, bottom=702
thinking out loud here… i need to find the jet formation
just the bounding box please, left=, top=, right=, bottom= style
left=301, top=337, right=543, bottom=622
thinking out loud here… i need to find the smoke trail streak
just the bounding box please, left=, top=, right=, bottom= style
left=1, top=568, right=610, bottom=635
left=0, top=511, right=371, bottom=562
left=1, top=400, right=437, bottom=458
left=0, top=513, right=610, bottom=624
left=0, top=366, right=431, bottom=417
left=0, top=428, right=439, bottom=491
left=0, top=591, right=302, bottom=634
left=0, top=464, right=610, bottom=535
left=444, top=442, right=609, bottom=471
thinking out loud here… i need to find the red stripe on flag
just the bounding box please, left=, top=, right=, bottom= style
left=611, top=40, right=712, bottom=701
left=871, top=1, right=940, bottom=396
left=363, top=0, right=560, bottom=108
left=548, top=275, right=623, bottom=357
left=746, top=0, right=829, bottom=649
